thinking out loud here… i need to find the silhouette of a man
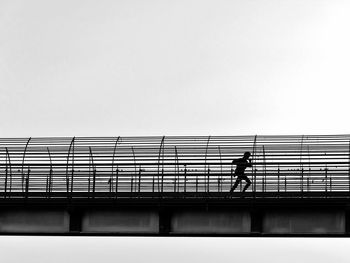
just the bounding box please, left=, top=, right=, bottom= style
left=229, top=152, right=252, bottom=193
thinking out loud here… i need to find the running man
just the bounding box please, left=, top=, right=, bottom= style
left=229, top=152, right=252, bottom=193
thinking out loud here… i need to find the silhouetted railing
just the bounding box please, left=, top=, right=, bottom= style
left=0, top=135, right=350, bottom=198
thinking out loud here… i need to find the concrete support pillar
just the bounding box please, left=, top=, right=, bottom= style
left=345, top=207, right=350, bottom=235
left=159, top=209, right=171, bottom=235
left=69, top=208, right=82, bottom=233
left=250, top=209, right=263, bottom=234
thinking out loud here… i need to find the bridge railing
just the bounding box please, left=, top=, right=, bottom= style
left=0, top=135, right=349, bottom=198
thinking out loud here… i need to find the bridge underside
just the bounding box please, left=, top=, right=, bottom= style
left=1, top=193, right=350, bottom=237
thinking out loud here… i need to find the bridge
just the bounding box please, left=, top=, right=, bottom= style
left=0, top=135, right=350, bottom=236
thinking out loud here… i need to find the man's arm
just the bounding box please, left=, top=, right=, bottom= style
left=247, top=159, right=252, bottom=167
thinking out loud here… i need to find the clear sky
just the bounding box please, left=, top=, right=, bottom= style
left=1, top=0, right=350, bottom=262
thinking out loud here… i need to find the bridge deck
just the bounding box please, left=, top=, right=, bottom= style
left=1, top=191, right=350, bottom=199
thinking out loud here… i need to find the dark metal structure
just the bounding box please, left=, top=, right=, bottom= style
left=1, top=134, right=350, bottom=198
left=1, top=135, right=350, bottom=237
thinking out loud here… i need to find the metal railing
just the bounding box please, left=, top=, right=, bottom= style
left=0, top=134, right=349, bottom=198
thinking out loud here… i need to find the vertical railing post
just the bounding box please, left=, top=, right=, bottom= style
left=230, top=166, right=233, bottom=192
left=88, top=177, right=90, bottom=196
left=111, top=136, right=121, bottom=194
left=131, top=177, right=133, bottom=194
left=49, top=169, right=53, bottom=194
left=207, top=167, right=210, bottom=193
left=161, top=168, right=164, bottom=193
left=47, top=147, right=53, bottom=197
left=301, top=168, right=304, bottom=193
left=109, top=178, right=112, bottom=193
left=262, top=145, right=266, bottom=193
left=4, top=150, right=9, bottom=197
left=175, top=146, right=179, bottom=194
left=70, top=139, right=75, bottom=194
left=157, top=136, right=165, bottom=193
left=92, top=169, right=96, bottom=197
left=203, top=136, right=211, bottom=193
left=307, top=144, right=311, bottom=193
left=21, top=137, right=31, bottom=193
left=217, top=178, right=220, bottom=193
left=285, top=176, right=287, bottom=192
left=115, top=167, right=119, bottom=197
left=253, top=169, right=257, bottom=194
left=65, top=137, right=75, bottom=197
left=131, top=146, right=138, bottom=194
left=252, top=135, right=257, bottom=196
left=325, top=167, right=328, bottom=194
left=299, top=135, right=305, bottom=195
left=138, top=167, right=141, bottom=194
left=5, top=166, right=8, bottom=197
left=348, top=140, right=350, bottom=193
left=89, top=146, right=95, bottom=198
left=46, top=177, right=49, bottom=194
left=184, top=165, right=187, bottom=194
left=218, top=146, right=223, bottom=176
left=277, top=166, right=280, bottom=194
left=25, top=169, right=30, bottom=199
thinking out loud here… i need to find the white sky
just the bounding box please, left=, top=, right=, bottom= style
left=1, top=0, right=350, bottom=137
left=1, top=0, right=350, bottom=262
left=0, top=236, right=350, bottom=263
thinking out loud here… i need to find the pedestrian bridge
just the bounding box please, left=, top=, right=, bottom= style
left=0, top=135, right=350, bottom=236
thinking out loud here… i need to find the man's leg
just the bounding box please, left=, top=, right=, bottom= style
left=230, top=176, right=241, bottom=193
left=242, top=176, right=252, bottom=192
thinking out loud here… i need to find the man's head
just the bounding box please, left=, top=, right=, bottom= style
left=243, top=151, right=251, bottom=159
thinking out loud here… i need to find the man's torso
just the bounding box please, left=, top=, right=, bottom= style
left=234, top=158, right=250, bottom=175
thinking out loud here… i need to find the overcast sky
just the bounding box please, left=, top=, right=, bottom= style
left=1, top=0, right=350, bottom=137
left=1, top=0, right=350, bottom=262
left=0, top=236, right=350, bottom=263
